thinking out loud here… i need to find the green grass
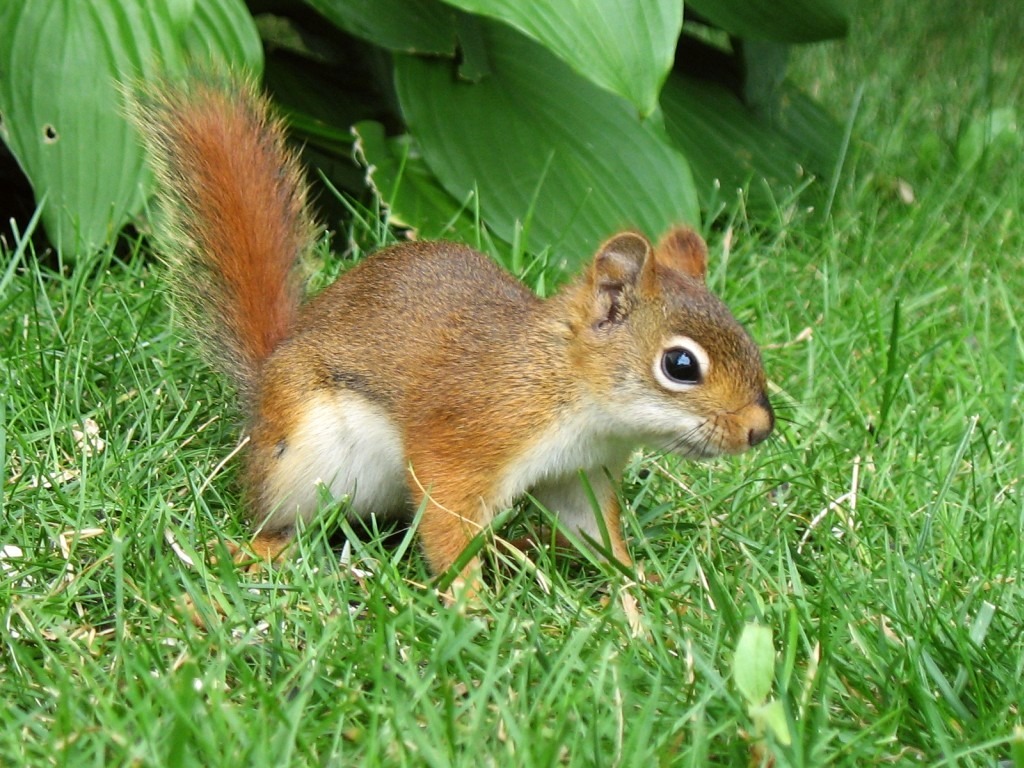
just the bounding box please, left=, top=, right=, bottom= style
left=3, top=1, right=1023, bottom=765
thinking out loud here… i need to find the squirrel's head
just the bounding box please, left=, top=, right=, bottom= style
left=567, top=226, right=773, bottom=458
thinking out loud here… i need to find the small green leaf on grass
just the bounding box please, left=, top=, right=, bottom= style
left=750, top=699, right=792, bottom=746
left=969, top=601, right=997, bottom=647
left=734, top=622, right=775, bottom=706
left=956, top=107, right=1021, bottom=169
left=1011, top=725, right=1024, bottom=768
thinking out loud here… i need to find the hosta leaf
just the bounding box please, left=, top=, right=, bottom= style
left=686, top=0, right=848, bottom=43
left=0, top=0, right=261, bottom=254
left=661, top=74, right=841, bottom=207
left=438, top=0, right=682, bottom=116
left=394, top=21, right=698, bottom=270
left=183, top=0, right=264, bottom=67
left=352, top=121, right=481, bottom=243
left=770, top=81, right=846, bottom=176
left=302, top=0, right=457, bottom=55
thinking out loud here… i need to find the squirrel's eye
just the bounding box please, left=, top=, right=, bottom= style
left=661, top=347, right=702, bottom=385
left=654, top=336, right=708, bottom=392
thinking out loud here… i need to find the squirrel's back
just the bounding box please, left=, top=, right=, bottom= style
left=131, top=76, right=317, bottom=401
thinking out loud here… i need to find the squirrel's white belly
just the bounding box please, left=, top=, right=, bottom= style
left=263, top=392, right=407, bottom=528
left=495, top=402, right=632, bottom=511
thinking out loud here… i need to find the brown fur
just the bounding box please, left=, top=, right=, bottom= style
left=135, top=77, right=774, bottom=594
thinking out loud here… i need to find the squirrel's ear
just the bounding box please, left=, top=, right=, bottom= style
left=655, top=226, right=708, bottom=282
left=589, top=231, right=652, bottom=328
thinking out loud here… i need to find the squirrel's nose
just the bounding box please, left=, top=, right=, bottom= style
left=746, top=392, right=774, bottom=447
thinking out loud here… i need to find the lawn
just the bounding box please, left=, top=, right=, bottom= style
left=2, top=1, right=1022, bottom=765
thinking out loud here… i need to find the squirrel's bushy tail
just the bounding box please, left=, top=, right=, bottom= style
left=131, top=74, right=316, bottom=401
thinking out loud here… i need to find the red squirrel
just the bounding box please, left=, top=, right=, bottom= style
left=131, top=75, right=773, bottom=595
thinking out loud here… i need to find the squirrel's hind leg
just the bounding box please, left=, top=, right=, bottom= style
left=245, top=389, right=408, bottom=544
left=223, top=529, right=294, bottom=571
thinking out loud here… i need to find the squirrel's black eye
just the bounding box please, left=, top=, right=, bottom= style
left=662, top=347, right=702, bottom=385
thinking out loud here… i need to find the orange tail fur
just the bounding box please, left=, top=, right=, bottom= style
left=131, top=74, right=316, bottom=401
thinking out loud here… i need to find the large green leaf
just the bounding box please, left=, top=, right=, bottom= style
left=184, top=0, right=265, bottom=66
left=661, top=74, right=842, bottom=208
left=353, top=121, right=482, bottom=244
left=686, top=0, right=848, bottom=43
left=437, top=0, right=682, bottom=116
left=0, top=0, right=261, bottom=254
left=302, top=0, right=457, bottom=54
left=394, top=21, right=699, bottom=269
